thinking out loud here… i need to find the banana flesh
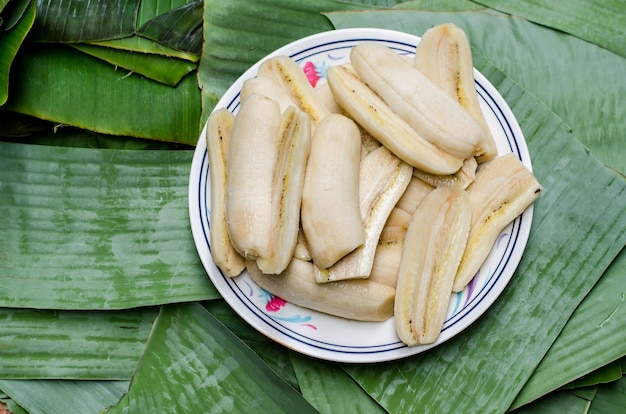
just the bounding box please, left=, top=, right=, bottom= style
left=395, top=186, right=472, bottom=346
left=256, top=106, right=312, bottom=274
left=314, top=146, right=412, bottom=283
left=326, top=64, right=464, bottom=175
left=258, top=56, right=331, bottom=124
left=413, top=156, right=478, bottom=189
left=453, top=153, right=543, bottom=291
left=350, top=43, right=485, bottom=160
left=241, top=75, right=296, bottom=114
left=301, top=113, right=365, bottom=269
left=247, top=258, right=395, bottom=322
left=206, top=108, right=246, bottom=277
left=226, top=95, right=312, bottom=274
left=414, top=23, right=497, bottom=163
left=226, top=94, right=281, bottom=261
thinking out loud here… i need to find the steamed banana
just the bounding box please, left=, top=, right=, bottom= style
left=247, top=258, right=395, bottom=322
left=301, top=113, right=365, bottom=269
left=395, top=186, right=472, bottom=346
left=226, top=95, right=311, bottom=274
left=206, top=108, right=246, bottom=277
left=413, top=156, right=478, bottom=189
left=326, top=64, right=464, bottom=175
left=256, top=106, right=312, bottom=274
left=414, top=23, right=497, bottom=163
left=369, top=242, right=404, bottom=288
left=453, top=153, right=543, bottom=291
left=350, top=43, right=486, bottom=160
left=314, top=146, right=412, bottom=283
left=241, top=75, right=296, bottom=114
left=258, top=56, right=331, bottom=124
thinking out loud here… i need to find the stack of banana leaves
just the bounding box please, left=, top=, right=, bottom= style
left=1, top=0, right=625, bottom=412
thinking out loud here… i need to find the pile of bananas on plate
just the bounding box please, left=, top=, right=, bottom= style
left=206, top=23, right=542, bottom=346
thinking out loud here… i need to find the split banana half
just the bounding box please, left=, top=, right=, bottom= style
left=414, top=22, right=497, bottom=163
left=395, top=186, right=472, bottom=346
left=453, top=153, right=543, bottom=292
left=225, top=94, right=312, bottom=275
left=205, top=108, right=246, bottom=277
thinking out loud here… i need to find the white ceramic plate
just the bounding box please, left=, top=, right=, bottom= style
left=189, top=28, right=534, bottom=363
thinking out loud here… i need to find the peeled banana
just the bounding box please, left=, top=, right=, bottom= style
left=247, top=258, right=396, bottom=322
left=226, top=95, right=311, bottom=274
left=326, top=64, right=464, bottom=175
left=414, top=23, right=497, bottom=162
left=350, top=43, right=486, bottom=160
left=453, top=153, right=543, bottom=291
left=395, top=185, right=472, bottom=346
left=258, top=55, right=331, bottom=124
left=412, top=156, right=478, bottom=189
left=301, top=113, right=365, bottom=269
left=256, top=106, right=312, bottom=274
left=206, top=108, right=246, bottom=277
left=314, top=146, right=412, bottom=283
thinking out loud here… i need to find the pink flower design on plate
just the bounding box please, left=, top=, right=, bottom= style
left=266, top=295, right=287, bottom=312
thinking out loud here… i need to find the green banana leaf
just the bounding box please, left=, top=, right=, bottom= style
left=0, top=392, right=28, bottom=414
left=0, top=0, right=33, bottom=105
left=88, top=36, right=199, bottom=61
left=0, top=0, right=30, bottom=31
left=0, top=307, right=156, bottom=379
left=289, top=353, right=387, bottom=414
left=0, top=141, right=218, bottom=310
left=474, top=0, right=626, bottom=59
left=0, top=380, right=129, bottom=414
left=563, top=360, right=623, bottom=390
left=512, top=390, right=591, bottom=414
left=137, top=0, right=203, bottom=54
left=30, top=0, right=140, bottom=42
left=103, top=303, right=319, bottom=414
left=70, top=43, right=197, bottom=86
left=3, top=44, right=202, bottom=144
left=396, top=0, right=486, bottom=10
left=587, top=375, right=626, bottom=413
left=512, top=250, right=626, bottom=408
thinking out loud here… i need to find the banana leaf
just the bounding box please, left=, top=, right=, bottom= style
left=473, top=0, right=626, bottom=59
left=588, top=375, right=626, bottom=413
left=396, top=0, right=486, bottom=10
left=563, top=360, right=623, bottom=390
left=289, top=353, right=387, bottom=414
left=0, top=141, right=218, bottom=310
left=0, top=0, right=30, bottom=31
left=137, top=0, right=203, bottom=54
left=103, top=303, right=319, bottom=414
left=30, top=0, right=140, bottom=42
left=70, top=43, right=197, bottom=86
left=0, top=380, right=129, bottom=414
left=512, top=250, right=626, bottom=408
left=88, top=36, right=199, bottom=61
left=3, top=44, right=202, bottom=144
left=0, top=392, right=28, bottom=414
left=511, top=390, right=590, bottom=414
left=0, top=307, right=156, bottom=379
left=0, top=0, right=33, bottom=105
